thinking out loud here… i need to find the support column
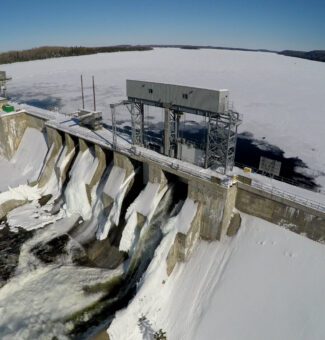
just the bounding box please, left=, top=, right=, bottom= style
left=38, top=128, right=63, bottom=188
left=188, top=179, right=237, bottom=240
left=164, top=108, right=170, bottom=156
left=130, top=103, right=144, bottom=146
left=140, top=103, right=145, bottom=145
left=204, top=114, right=211, bottom=168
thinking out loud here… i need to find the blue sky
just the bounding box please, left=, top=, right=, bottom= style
left=2, top=0, right=325, bottom=52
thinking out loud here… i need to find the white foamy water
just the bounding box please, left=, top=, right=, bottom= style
left=96, top=166, right=135, bottom=240
left=65, top=148, right=99, bottom=220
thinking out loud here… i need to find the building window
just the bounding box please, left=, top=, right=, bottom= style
left=182, top=93, right=188, bottom=99
left=148, top=89, right=153, bottom=94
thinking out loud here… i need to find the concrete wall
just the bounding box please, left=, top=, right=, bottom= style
left=4, top=111, right=324, bottom=251
left=0, top=113, right=47, bottom=219
left=113, top=152, right=135, bottom=180
left=37, top=127, right=63, bottom=188
left=236, top=182, right=325, bottom=242
left=188, top=179, right=237, bottom=240
left=143, top=162, right=168, bottom=187
left=166, top=175, right=237, bottom=275
left=86, top=144, right=106, bottom=204
left=102, top=152, right=135, bottom=209
left=0, top=112, right=45, bottom=160
left=76, top=139, right=108, bottom=206
left=0, top=199, right=27, bottom=221
left=166, top=203, right=202, bottom=275
left=58, top=134, right=76, bottom=185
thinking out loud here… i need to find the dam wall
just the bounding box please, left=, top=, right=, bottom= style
left=37, top=127, right=63, bottom=188
left=2, top=109, right=325, bottom=273
left=0, top=112, right=45, bottom=159
left=236, top=181, right=325, bottom=242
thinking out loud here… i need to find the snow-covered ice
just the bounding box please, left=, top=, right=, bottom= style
left=2, top=48, right=325, bottom=188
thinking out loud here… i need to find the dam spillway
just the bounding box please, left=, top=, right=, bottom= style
left=0, top=101, right=325, bottom=338
left=2, top=104, right=325, bottom=242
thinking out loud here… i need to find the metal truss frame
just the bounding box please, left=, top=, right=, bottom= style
left=164, top=109, right=182, bottom=157
left=205, top=110, right=241, bottom=174
left=110, top=97, right=241, bottom=175
left=126, top=102, right=144, bottom=146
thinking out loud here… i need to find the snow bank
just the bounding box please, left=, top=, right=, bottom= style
left=7, top=202, right=65, bottom=232
left=0, top=185, right=42, bottom=205
left=109, top=213, right=325, bottom=340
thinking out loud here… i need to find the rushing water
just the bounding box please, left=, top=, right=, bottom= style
left=0, top=129, right=183, bottom=339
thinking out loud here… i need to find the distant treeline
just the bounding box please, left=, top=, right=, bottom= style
left=175, top=45, right=325, bottom=62
left=152, top=44, right=274, bottom=53
left=278, top=50, right=325, bottom=63
left=153, top=45, right=325, bottom=62
left=0, top=45, right=153, bottom=64
left=1, top=44, right=324, bottom=64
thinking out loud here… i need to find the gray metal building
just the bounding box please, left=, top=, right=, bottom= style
left=111, top=80, right=241, bottom=174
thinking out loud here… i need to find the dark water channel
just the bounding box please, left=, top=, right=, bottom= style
left=236, top=132, right=320, bottom=190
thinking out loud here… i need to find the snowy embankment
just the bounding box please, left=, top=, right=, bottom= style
left=108, top=213, right=325, bottom=340
left=2, top=48, right=325, bottom=188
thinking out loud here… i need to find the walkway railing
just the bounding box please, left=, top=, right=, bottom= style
left=235, top=161, right=325, bottom=194
left=251, top=181, right=325, bottom=213
left=17, top=105, right=325, bottom=213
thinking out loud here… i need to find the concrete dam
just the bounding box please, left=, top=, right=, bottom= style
left=0, top=81, right=325, bottom=338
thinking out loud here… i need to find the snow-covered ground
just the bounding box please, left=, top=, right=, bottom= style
left=2, top=48, right=325, bottom=188
left=109, top=213, right=325, bottom=340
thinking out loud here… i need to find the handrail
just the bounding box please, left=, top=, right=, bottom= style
left=251, top=181, right=325, bottom=213
left=14, top=105, right=325, bottom=212
left=235, top=161, right=324, bottom=194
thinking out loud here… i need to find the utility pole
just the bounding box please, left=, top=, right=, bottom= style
left=92, top=76, right=96, bottom=111
left=80, top=75, right=85, bottom=109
